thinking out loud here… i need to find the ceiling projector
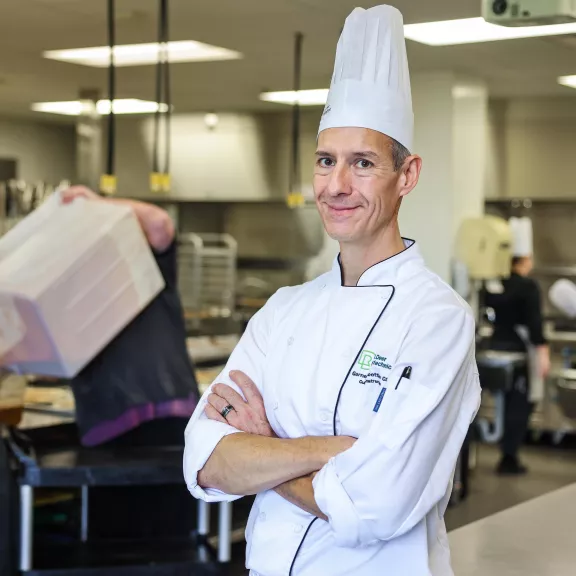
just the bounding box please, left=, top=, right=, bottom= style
left=483, top=0, right=576, bottom=26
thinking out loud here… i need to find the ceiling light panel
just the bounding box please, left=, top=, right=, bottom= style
left=259, top=89, right=329, bottom=106
left=32, top=99, right=169, bottom=116
left=558, top=75, right=576, bottom=88
left=404, top=17, right=576, bottom=46
left=43, top=41, right=242, bottom=67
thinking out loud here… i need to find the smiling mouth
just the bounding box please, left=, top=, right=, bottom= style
left=325, top=204, right=359, bottom=213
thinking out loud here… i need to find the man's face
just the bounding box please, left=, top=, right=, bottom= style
left=313, top=127, right=418, bottom=245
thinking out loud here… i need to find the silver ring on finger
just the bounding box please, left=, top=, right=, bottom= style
left=220, top=404, right=235, bottom=420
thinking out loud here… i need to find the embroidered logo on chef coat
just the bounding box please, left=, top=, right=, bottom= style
left=353, top=350, right=392, bottom=386
left=357, top=350, right=392, bottom=371
left=358, top=350, right=376, bottom=370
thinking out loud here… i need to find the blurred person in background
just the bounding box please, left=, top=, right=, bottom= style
left=484, top=217, right=550, bottom=475
left=61, top=186, right=200, bottom=448
left=60, top=187, right=201, bottom=541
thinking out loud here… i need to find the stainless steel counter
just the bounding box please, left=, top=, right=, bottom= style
left=450, top=483, right=576, bottom=576
left=545, top=329, right=576, bottom=344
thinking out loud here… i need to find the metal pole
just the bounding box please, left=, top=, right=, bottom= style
left=76, top=89, right=102, bottom=191
left=289, top=32, right=303, bottom=196
left=81, top=485, right=89, bottom=542
left=19, top=485, right=33, bottom=571
left=197, top=500, right=210, bottom=536
left=106, top=0, right=116, bottom=178
left=218, top=501, right=232, bottom=563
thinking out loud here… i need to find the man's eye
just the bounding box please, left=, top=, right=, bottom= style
left=318, top=158, right=334, bottom=168
left=355, top=159, right=373, bottom=169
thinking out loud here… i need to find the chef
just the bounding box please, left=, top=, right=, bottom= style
left=484, top=217, right=550, bottom=475
left=184, top=5, right=481, bottom=576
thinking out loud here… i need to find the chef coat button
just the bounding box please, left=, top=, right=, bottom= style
left=259, top=512, right=266, bottom=522
left=294, top=524, right=303, bottom=534
left=320, top=411, right=330, bottom=422
left=287, top=337, right=294, bottom=346
left=273, top=401, right=279, bottom=410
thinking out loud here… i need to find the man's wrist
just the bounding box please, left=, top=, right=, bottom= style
left=297, top=436, right=338, bottom=470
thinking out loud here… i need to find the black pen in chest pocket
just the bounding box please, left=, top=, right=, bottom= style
left=395, top=366, right=412, bottom=390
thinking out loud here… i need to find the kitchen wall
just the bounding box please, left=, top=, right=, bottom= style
left=115, top=109, right=321, bottom=200
left=0, top=117, right=75, bottom=183
left=484, top=95, right=576, bottom=294
left=487, top=96, right=576, bottom=199
left=115, top=109, right=326, bottom=284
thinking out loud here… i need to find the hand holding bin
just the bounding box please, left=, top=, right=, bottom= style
left=0, top=193, right=164, bottom=378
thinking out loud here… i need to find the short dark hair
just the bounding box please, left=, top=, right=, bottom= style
left=511, top=256, right=523, bottom=268
left=390, top=138, right=411, bottom=171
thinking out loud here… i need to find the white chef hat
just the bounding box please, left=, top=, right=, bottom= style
left=508, top=217, right=533, bottom=258
left=318, top=5, right=414, bottom=151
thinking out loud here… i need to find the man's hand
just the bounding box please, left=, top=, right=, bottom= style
left=60, top=186, right=101, bottom=204
left=205, top=371, right=276, bottom=437
left=58, top=185, right=174, bottom=252
left=538, top=345, right=551, bottom=380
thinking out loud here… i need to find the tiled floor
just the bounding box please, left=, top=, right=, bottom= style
left=224, top=443, right=576, bottom=575
left=445, top=443, right=576, bottom=530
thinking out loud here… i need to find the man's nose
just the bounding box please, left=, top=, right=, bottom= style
left=326, top=164, right=351, bottom=196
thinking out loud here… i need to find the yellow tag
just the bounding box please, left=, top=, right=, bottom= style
left=286, top=191, right=305, bottom=208
left=160, top=173, right=171, bottom=193
left=150, top=172, right=162, bottom=193
left=100, top=174, right=117, bottom=196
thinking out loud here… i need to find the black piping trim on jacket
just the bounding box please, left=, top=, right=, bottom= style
left=289, top=517, right=318, bottom=576
left=288, top=279, right=399, bottom=572
left=287, top=286, right=396, bottom=573
left=337, top=238, right=416, bottom=287
left=332, top=285, right=396, bottom=435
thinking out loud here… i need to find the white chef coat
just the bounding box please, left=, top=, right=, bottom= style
left=184, top=240, right=481, bottom=576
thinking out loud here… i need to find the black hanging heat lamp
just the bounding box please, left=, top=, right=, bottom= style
left=150, top=0, right=172, bottom=194
left=287, top=32, right=305, bottom=208
left=100, top=0, right=117, bottom=195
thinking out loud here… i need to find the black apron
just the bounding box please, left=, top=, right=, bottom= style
left=70, top=241, right=199, bottom=444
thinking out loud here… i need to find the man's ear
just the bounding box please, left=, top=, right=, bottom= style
left=398, top=155, right=422, bottom=199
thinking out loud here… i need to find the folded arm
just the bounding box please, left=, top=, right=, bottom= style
left=198, top=433, right=353, bottom=497
left=183, top=288, right=354, bottom=503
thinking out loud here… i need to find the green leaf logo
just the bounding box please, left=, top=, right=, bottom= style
left=358, top=350, right=376, bottom=371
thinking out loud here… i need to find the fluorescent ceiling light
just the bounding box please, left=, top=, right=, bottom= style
left=558, top=75, right=576, bottom=88
left=404, top=17, right=576, bottom=46
left=43, top=40, right=242, bottom=67
left=32, top=99, right=169, bottom=116
left=260, top=89, right=329, bottom=106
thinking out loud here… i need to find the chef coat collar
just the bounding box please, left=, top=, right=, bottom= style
left=332, top=238, right=422, bottom=287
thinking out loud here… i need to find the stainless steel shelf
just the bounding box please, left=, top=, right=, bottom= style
left=486, top=197, right=576, bottom=205
left=533, top=266, right=576, bottom=277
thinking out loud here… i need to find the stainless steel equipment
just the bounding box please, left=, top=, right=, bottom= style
left=0, top=179, right=67, bottom=236
left=550, top=368, right=576, bottom=423
left=475, top=350, right=527, bottom=443
left=178, top=233, right=237, bottom=330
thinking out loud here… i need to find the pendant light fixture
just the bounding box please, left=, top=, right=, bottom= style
left=286, top=32, right=305, bottom=208
left=150, top=0, right=171, bottom=194
left=100, top=0, right=117, bottom=195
